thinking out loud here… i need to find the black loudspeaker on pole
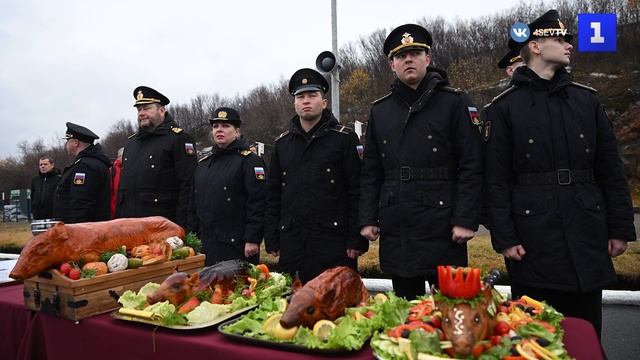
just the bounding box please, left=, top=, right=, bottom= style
left=315, top=51, right=336, bottom=73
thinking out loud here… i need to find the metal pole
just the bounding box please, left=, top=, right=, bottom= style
left=331, top=0, right=340, bottom=121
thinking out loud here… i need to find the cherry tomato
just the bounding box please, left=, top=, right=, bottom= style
left=68, top=268, right=81, bottom=280
left=472, top=342, right=486, bottom=357
left=60, top=263, right=72, bottom=276
left=491, top=335, right=503, bottom=346
left=495, top=321, right=511, bottom=335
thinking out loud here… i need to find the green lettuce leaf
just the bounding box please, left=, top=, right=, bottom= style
left=117, top=290, right=147, bottom=309
left=144, top=301, right=176, bottom=318
left=137, top=282, right=160, bottom=297
left=186, top=302, right=231, bottom=324
left=410, top=329, right=442, bottom=355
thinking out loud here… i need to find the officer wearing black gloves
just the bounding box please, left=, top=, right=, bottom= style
left=53, top=122, right=111, bottom=223
left=265, top=68, right=367, bottom=283
left=188, top=107, right=266, bottom=266
left=359, top=24, right=483, bottom=300
left=116, top=86, right=197, bottom=228
left=483, top=10, right=636, bottom=336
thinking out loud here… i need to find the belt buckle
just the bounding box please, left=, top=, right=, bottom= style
left=557, top=169, right=571, bottom=185
left=400, top=166, right=411, bottom=181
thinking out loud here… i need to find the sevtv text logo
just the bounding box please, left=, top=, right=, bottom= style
left=578, top=13, right=616, bottom=52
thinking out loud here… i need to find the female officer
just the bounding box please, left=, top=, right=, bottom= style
left=188, top=107, right=266, bottom=266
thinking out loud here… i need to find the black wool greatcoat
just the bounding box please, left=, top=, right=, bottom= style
left=484, top=67, right=636, bottom=292
left=53, top=144, right=111, bottom=223
left=188, top=140, right=266, bottom=266
left=117, top=113, right=197, bottom=228
left=265, top=110, right=368, bottom=283
left=359, top=68, right=483, bottom=279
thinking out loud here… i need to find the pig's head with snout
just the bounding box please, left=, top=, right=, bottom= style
left=147, top=272, right=200, bottom=306
left=10, top=222, right=74, bottom=280
left=435, top=287, right=496, bottom=356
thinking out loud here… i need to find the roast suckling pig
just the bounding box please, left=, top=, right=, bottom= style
left=147, top=259, right=247, bottom=306
left=280, top=266, right=368, bottom=329
left=10, top=216, right=183, bottom=280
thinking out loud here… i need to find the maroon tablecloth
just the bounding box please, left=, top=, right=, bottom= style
left=0, top=282, right=605, bottom=360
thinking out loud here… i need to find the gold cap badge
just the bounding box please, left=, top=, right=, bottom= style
left=218, top=111, right=227, bottom=118
left=302, top=78, right=308, bottom=84
left=136, top=90, right=144, bottom=101
left=401, top=32, right=414, bottom=45
left=558, top=19, right=565, bottom=30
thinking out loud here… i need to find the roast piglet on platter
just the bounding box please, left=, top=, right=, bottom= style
left=147, top=259, right=248, bottom=306
left=279, top=266, right=368, bottom=329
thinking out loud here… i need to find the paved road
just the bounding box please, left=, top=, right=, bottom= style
left=602, top=304, right=640, bottom=359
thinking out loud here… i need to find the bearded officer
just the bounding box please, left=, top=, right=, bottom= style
left=116, top=86, right=197, bottom=228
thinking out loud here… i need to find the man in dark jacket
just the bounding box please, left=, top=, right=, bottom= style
left=265, top=68, right=368, bottom=283
left=30, top=156, right=61, bottom=220
left=483, top=10, right=636, bottom=336
left=53, top=123, right=111, bottom=223
left=359, top=24, right=483, bottom=300
left=188, top=107, right=266, bottom=266
left=116, top=86, right=197, bottom=228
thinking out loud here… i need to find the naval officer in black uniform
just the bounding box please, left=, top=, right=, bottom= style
left=53, top=122, right=111, bottom=223
left=116, top=86, right=197, bottom=228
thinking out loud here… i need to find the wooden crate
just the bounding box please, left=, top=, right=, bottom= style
left=23, top=254, right=205, bottom=321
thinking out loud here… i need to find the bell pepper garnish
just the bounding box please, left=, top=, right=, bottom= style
left=437, top=265, right=481, bottom=299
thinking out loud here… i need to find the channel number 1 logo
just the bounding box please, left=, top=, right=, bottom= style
left=578, top=14, right=616, bottom=52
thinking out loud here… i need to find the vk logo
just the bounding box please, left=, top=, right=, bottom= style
left=578, top=13, right=616, bottom=52
left=511, top=22, right=530, bottom=42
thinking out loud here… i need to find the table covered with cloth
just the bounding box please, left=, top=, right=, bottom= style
left=0, top=282, right=605, bottom=360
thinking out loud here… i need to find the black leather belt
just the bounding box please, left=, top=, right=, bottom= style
left=385, top=166, right=455, bottom=181
left=517, top=169, right=594, bottom=185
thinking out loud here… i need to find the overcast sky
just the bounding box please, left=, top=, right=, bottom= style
left=0, top=0, right=520, bottom=159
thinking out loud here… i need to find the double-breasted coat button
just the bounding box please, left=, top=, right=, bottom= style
left=151, top=164, right=155, bottom=168
left=585, top=148, right=590, bottom=153
left=432, top=147, right=438, bottom=152
left=528, top=139, right=534, bottom=144
left=579, top=133, right=584, bottom=138
left=381, top=153, right=386, bottom=157
left=525, top=153, right=531, bottom=158
left=439, top=200, right=444, bottom=206
left=326, top=168, right=331, bottom=172
left=330, top=179, right=335, bottom=184
left=333, top=221, right=338, bottom=226
left=149, top=155, right=153, bottom=159
left=525, top=209, right=530, bottom=214
left=383, top=140, right=387, bottom=144
left=154, top=198, right=158, bottom=203
left=223, top=186, right=227, bottom=190
left=427, top=135, right=433, bottom=140
left=227, top=197, right=231, bottom=202
left=230, top=238, right=235, bottom=243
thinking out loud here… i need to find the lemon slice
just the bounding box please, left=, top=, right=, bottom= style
left=312, top=319, right=336, bottom=341
left=263, top=313, right=298, bottom=340
left=374, top=293, right=389, bottom=304
left=276, top=298, right=288, bottom=312
left=516, top=343, right=539, bottom=360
